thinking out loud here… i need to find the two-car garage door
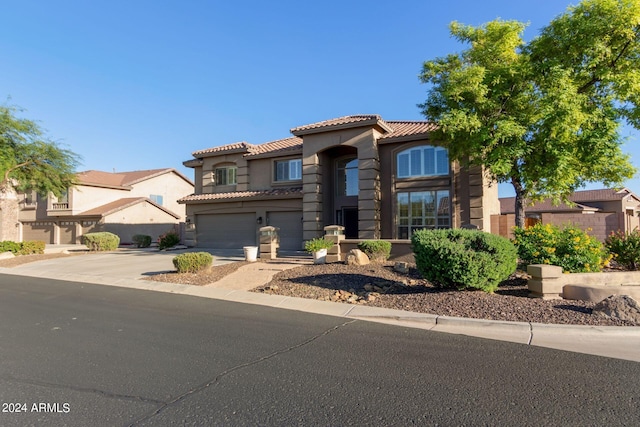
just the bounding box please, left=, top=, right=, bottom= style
left=196, top=213, right=256, bottom=249
left=195, top=211, right=303, bottom=251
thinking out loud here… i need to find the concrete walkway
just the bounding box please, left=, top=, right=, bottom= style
left=2, top=247, right=639, bottom=362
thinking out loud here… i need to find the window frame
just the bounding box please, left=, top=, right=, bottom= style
left=396, top=145, right=449, bottom=178
left=274, top=158, right=302, bottom=182
left=396, top=190, right=451, bottom=239
left=214, top=166, right=237, bottom=186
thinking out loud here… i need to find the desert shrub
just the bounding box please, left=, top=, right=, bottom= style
left=158, top=230, right=180, bottom=250
left=357, top=240, right=392, bottom=262
left=513, top=223, right=607, bottom=273
left=17, top=240, right=46, bottom=255
left=132, top=234, right=152, bottom=248
left=0, top=241, right=21, bottom=253
left=605, top=229, right=640, bottom=270
left=83, top=232, right=120, bottom=251
left=411, top=229, right=517, bottom=293
left=172, top=252, right=213, bottom=273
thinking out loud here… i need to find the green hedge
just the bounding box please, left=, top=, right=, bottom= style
left=357, top=240, right=392, bottom=262
left=83, top=232, right=120, bottom=251
left=411, top=229, right=517, bottom=293
left=158, top=230, right=180, bottom=250
left=0, top=240, right=45, bottom=255
left=132, top=234, right=152, bottom=248
left=173, top=252, right=213, bottom=273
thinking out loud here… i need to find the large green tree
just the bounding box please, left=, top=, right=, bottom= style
left=0, top=103, right=81, bottom=240
left=419, top=0, right=639, bottom=228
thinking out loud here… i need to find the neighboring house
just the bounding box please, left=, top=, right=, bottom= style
left=179, top=115, right=500, bottom=250
left=17, top=168, right=194, bottom=244
left=495, top=188, right=640, bottom=241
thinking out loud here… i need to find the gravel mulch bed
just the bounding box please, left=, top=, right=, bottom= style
left=0, top=253, right=80, bottom=268
left=144, top=262, right=249, bottom=286
left=253, top=262, right=640, bottom=326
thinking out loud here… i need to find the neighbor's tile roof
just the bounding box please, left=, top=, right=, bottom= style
left=79, top=197, right=180, bottom=218
left=77, top=168, right=191, bottom=188
left=500, top=188, right=638, bottom=214
left=499, top=198, right=598, bottom=214
left=178, top=187, right=302, bottom=203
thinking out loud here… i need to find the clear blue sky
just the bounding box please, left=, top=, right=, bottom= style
left=2, top=0, right=638, bottom=197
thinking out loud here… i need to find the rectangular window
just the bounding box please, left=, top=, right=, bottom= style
left=215, top=167, right=237, bottom=186
left=397, top=190, right=450, bottom=238
left=275, top=159, right=302, bottom=182
left=150, top=194, right=164, bottom=205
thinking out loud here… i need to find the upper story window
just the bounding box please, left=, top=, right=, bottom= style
left=336, top=158, right=358, bottom=196
left=150, top=194, right=164, bottom=206
left=215, top=166, right=237, bottom=186
left=275, top=158, right=302, bottom=182
left=397, top=146, right=449, bottom=178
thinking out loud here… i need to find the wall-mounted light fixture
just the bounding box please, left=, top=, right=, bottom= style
left=257, top=216, right=263, bottom=225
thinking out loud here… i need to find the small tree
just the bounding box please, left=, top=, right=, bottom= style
left=419, top=0, right=639, bottom=228
left=0, top=103, right=81, bottom=240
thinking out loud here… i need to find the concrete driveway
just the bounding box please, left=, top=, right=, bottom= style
left=3, top=247, right=246, bottom=284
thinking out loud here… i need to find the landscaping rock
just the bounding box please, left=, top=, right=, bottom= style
left=394, top=261, right=409, bottom=274
left=346, top=249, right=370, bottom=266
left=593, top=295, right=640, bottom=323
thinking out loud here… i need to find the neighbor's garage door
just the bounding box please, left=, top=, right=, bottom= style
left=196, top=213, right=255, bottom=248
left=22, top=222, right=54, bottom=244
left=268, top=211, right=303, bottom=251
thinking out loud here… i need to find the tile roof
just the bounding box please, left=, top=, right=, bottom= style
left=244, top=136, right=302, bottom=157
left=189, top=115, right=439, bottom=161
left=290, top=115, right=392, bottom=135
left=178, top=187, right=302, bottom=203
left=79, top=197, right=180, bottom=218
left=499, top=197, right=598, bottom=214
left=77, top=168, right=192, bottom=188
left=192, top=142, right=253, bottom=157
left=381, top=121, right=439, bottom=140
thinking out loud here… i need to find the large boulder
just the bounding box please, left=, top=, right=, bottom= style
left=346, top=249, right=370, bottom=266
left=593, top=295, right=640, bottom=324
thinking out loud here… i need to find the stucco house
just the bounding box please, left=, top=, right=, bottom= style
left=495, top=188, right=640, bottom=241
left=179, top=115, right=500, bottom=250
left=17, top=168, right=194, bottom=245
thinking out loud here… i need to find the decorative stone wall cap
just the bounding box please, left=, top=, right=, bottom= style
left=323, top=224, right=345, bottom=235
left=527, top=264, right=563, bottom=278
left=259, top=226, right=279, bottom=236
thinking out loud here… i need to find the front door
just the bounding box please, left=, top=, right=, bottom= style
left=342, top=207, right=358, bottom=238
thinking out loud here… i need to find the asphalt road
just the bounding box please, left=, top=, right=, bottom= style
left=1, top=275, right=639, bottom=426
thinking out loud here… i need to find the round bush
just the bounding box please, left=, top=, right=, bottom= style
left=605, top=229, right=640, bottom=270
left=83, top=232, right=120, bottom=251
left=132, top=234, right=152, bottom=248
left=173, top=252, right=213, bottom=273
left=411, top=229, right=517, bottom=293
left=357, top=240, right=392, bottom=262
left=158, top=230, right=180, bottom=250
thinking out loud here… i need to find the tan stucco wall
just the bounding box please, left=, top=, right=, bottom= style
left=71, top=186, right=129, bottom=214
left=128, top=172, right=192, bottom=220
left=102, top=201, right=179, bottom=243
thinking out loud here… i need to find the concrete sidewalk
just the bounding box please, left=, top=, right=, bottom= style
left=2, top=248, right=639, bottom=362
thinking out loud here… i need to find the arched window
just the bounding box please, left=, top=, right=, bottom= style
left=397, top=146, right=449, bottom=178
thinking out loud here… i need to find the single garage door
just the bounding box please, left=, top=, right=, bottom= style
left=196, top=213, right=255, bottom=249
left=59, top=221, right=77, bottom=244
left=268, top=211, right=303, bottom=251
left=22, top=222, right=54, bottom=243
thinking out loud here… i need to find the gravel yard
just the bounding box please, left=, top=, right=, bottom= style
left=253, top=262, right=639, bottom=327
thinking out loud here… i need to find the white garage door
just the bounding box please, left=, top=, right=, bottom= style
left=268, top=211, right=303, bottom=251
left=196, top=213, right=255, bottom=249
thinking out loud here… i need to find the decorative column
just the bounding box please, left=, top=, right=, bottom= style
left=323, top=225, right=345, bottom=263
left=259, top=226, right=279, bottom=261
